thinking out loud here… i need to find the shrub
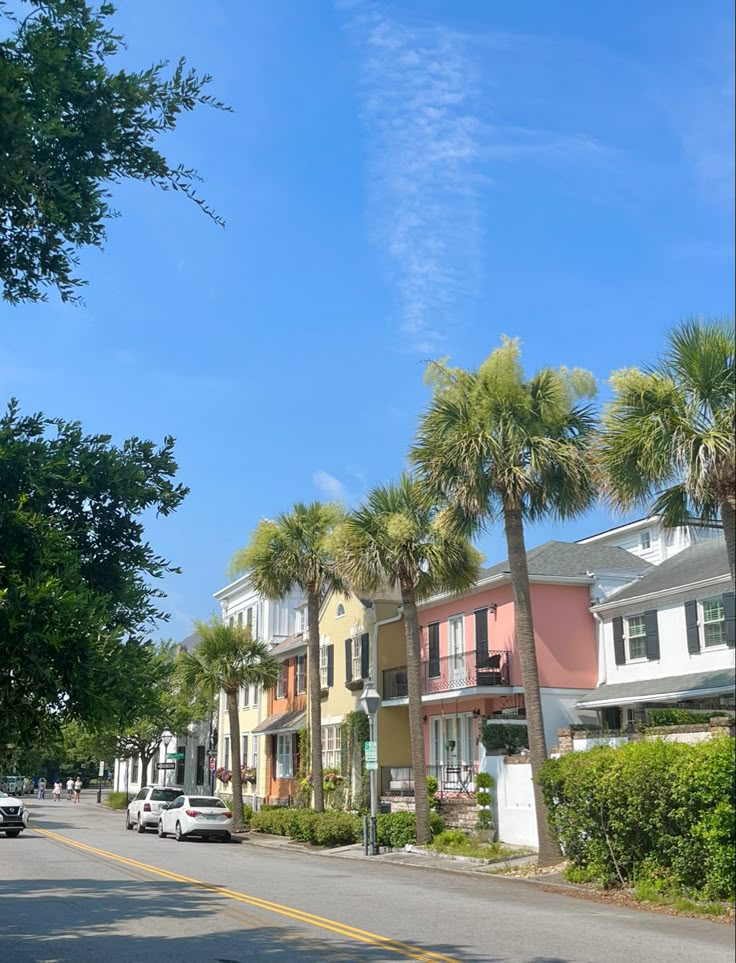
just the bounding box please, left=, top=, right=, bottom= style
left=310, top=812, right=360, bottom=847
left=249, top=808, right=360, bottom=846
left=426, top=775, right=440, bottom=811
left=376, top=811, right=444, bottom=848
left=537, top=736, right=735, bottom=899
left=433, top=829, right=468, bottom=848
left=480, top=722, right=528, bottom=754
left=106, top=791, right=130, bottom=810
left=645, top=708, right=731, bottom=727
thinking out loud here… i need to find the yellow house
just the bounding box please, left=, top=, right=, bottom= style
left=315, top=588, right=409, bottom=805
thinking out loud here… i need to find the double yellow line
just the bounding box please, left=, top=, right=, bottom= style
left=34, top=827, right=459, bottom=963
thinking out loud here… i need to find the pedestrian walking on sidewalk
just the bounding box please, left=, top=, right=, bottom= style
left=52, top=780, right=62, bottom=802
left=37, top=777, right=46, bottom=800
left=74, top=776, right=82, bottom=803
left=66, top=777, right=74, bottom=801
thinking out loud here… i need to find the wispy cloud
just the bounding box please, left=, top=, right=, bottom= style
left=313, top=469, right=352, bottom=503
left=339, top=2, right=607, bottom=352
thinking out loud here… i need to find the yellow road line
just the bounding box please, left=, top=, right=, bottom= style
left=34, top=827, right=459, bottom=963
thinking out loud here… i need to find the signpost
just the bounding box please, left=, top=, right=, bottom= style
left=97, top=760, right=104, bottom=804
left=156, top=762, right=176, bottom=771
left=364, top=740, right=378, bottom=771
left=209, top=757, right=216, bottom=772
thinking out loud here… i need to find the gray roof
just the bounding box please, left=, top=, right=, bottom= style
left=480, top=540, right=653, bottom=582
left=270, top=633, right=307, bottom=657
left=252, top=710, right=306, bottom=735
left=576, top=667, right=735, bottom=708
left=601, top=538, right=731, bottom=605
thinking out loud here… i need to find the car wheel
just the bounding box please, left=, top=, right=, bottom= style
left=158, top=821, right=167, bottom=838
left=136, top=816, right=146, bottom=834
left=5, top=830, right=21, bottom=838
left=175, top=820, right=186, bottom=842
left=125, top=811, right=133, bottom=830
left=221, top=832, right=232, bottom=843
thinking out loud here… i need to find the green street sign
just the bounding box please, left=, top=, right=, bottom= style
left=166, top=752, right=185, bottom=760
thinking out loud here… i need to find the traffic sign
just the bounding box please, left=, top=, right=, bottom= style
left=209, top=758, right=216, bottom=771
left=156, top=762, right=176, bottom=770
left=364, top=740, right=378, bottom=771
left=206, top=750, right=216, bottom=759
left=166, top=752, right=185, bottom=760
left=98, top=760, right=105, bottom=777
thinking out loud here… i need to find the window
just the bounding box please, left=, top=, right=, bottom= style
left=276, top=662, right=288, bottom=699
left=427, top=622, right=440, bottom=678
left=223, top=736, right=230, bottom=771
left=196, top=746, right=205, bottom=786
left=322, top=725, right=342, bottom=770
left=237, top=611, right=243, bottom=627
left=352, top=639, right=363, bottom=681
left=190, top=796, right=227, bottom=808
left=131, top=757, right=139, bottom=783
left=252, top=684, right=259, bottom=707
left=702, top=598, right=726, bottom=647
left=135, top=789, right=146, bottom=801
left=228, top=616, right=234, bottom=627
left=247, top=606, right=255, bottom=634
left=176, top=744, right=186, bottom=785
left=296, top=607, right=307, bottom=634
left=640, top=531, right=651, bottom=550
left=252, top=735, right=258, bottom=770
left=320, top=645, right=328, bottom=689
left=626, top=616, right=647, bottom=660
left=151, top=788, right=180, bottom=803
left=336, top=603, right=345, bottom=618
left=242, top=734, right=249, bottom=765
left=296, top=654, right=306, bottom=694
left=242, top=684, right=250, bottom=708
left=276, top=733, right=293, bottom=778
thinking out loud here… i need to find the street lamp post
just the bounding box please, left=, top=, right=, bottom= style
left=161, top=730, right=174, bottom=787
left=359, top=683, right=381, bottom=856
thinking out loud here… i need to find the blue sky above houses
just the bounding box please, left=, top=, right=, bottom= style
left=1, top=0, right=733, bottom=639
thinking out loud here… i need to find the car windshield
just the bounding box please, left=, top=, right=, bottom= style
left=0, top=790, right=6, bottom=798
left=150, top=788, right=181, bottom=802
left=189, top=797, right=226, bottom=808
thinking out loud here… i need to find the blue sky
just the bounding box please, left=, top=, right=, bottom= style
left=2, top=0, right=733, bottom=639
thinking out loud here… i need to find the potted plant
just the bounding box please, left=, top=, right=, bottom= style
left=474, top=771, right=496, bottom=842
left=216, top=767, right=233, bottom=785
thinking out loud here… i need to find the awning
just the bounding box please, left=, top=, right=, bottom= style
left=575, top=667, right=735, bottom=709
left=252, top=710, right=306, bottom=735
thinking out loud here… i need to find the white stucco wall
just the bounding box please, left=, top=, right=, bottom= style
left=481, top=751, right=538, bottom=850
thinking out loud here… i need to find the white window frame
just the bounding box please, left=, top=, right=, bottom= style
left=701, top=597, right=726, bottom=648
left=276, top=733, right=293, bottom=778
left=252, top=734, right=258, bottom=770
left=640, top=530, right=651, bottom=550
left=626, top=615, right=647, bottom=661
left=242, top=733, right=248, bottom=765
left=336, top=603, right=345, bottom=618
left=237, top=611, right=243, bottom=627
left=242, top=684, right=250, bottom=708
left=276, top=663, right=287, bottom=700
left=352, top=639, right=363, bottom=681
left=252, top=684, right=259, bottom=707
left=223, top=736, right=230, bottom=771
left=320, top=645, right=329, bottom=689
left=321, top=724, right=342, bottom=770
left=296, top=654, right=306, bottom=694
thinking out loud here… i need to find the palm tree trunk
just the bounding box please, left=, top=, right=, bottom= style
left=400, top=580, right=431, bottom=845
left=308, top=589, right=325, bottom=812
left=502, top=497, right=562, bottom=866
left=227, top=688, right=244, bottom=831
left=721, top=497, right=736, bottom=585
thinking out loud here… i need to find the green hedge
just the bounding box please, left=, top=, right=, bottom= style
left=480, top=722, right=528, bottom=754
left=645, top=708, right=728, bottom=727
left=537, top=736, right=735, bottom=899
left=249, top=808, right=443, bottom=848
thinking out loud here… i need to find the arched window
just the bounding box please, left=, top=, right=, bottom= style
left=336, top=603, right=345, bottom=618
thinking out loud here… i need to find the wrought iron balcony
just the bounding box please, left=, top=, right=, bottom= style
left=382, top=649, right=510, bottom=700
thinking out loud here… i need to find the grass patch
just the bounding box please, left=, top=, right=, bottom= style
left=634, top=879, right=733, bottom=917
left=105, top=791, right=130, bottom=810
left=429, top=829, right=521, bottom=861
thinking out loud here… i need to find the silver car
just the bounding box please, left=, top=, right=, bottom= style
left=126, top=785, right=183, bottom=833
left=0, top=789, right=30, bottom=837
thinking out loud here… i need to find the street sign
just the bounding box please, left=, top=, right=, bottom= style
left=166, top=752, right=185, bottom=760
left=156, top=762, right=175, bottom=770
left=364, top=740, right=378, bottom=771
left=206, top=750, right=216, bottom=759
left=209, top=758, right=216, bottom=771
left=98, top=761, right=105, bottom=777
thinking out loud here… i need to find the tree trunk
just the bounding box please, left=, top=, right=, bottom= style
left=502, top=498, right=562, bottom=866
left=227, top=688, right=244, bottom=831
left=721, top=497, right=736, bottom=585
left=401, top=580, right=431, bottom=845
left=308, top=589, right=324, bottom=812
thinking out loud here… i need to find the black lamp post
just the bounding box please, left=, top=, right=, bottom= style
left=359, top=683, right=381, bottom=855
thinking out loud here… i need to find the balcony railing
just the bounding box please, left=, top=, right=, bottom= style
left=380, top=764, right=477, bottom=797
left=382, top=649, right=510, bottom=700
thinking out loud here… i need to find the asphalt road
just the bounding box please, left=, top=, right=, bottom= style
left=0, top=794, right=733, bottom=963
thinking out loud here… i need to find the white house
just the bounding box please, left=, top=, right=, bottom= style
left=213, top=575, right=303, bottom=807
left=577, top=537, right=735, bottom=728
left=577, top=514, right=722, bottom=567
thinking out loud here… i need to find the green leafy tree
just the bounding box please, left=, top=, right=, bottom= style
left=177, top=619, right=280, bottom=831
left=411, top=338, right=597, bottom=864
left=0, top=0, right=229, bottom=304
left=0, top=400, right=188, bottom=757
left=232, top=503, right=345, bottom=812
left=599, top=319, right=735, bottom=582
left=332, top=475, right=482, bottom=844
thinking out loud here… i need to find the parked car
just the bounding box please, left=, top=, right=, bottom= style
left=126, top=785, right=183, bottom=833
left=21, top=777, right=34, bottom=795
left=0, top=776, right=26, bottom=795
left=158, top=794, right=232, bottom=842
left=0, top=789, right=31, bottom=837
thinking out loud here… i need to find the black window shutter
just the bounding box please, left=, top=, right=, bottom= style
left=345, top=638, right=353, bottom=683
left=644, top=609, right=660, bottom=661
left=428, top=623, right=440, bottom=677
left=685, top=600, right=700, bottom=654
left=327, top=645, right=334, bottom=687
left=612, top=616, right=625, bottom=665
left=475, top=609, right=489, bottom=665
left=723, top=592, right=736, bottom=648
left=361, top=632, right=370, bottom=680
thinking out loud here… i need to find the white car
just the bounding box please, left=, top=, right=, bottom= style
left=0, top=790, right=31, bottom=837
left=126, top=785, right=183, bottom=833
left=158, top=794, right=233, bottom=842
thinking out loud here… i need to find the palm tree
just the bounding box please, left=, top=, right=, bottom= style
left=177, top=618, right=280, bottom=831
left=410, top=338, right=597, bottom=864
left=332, top=475, right=482, bottom=844
left=599, top=319, right=735, bottom=582
left=231, top=502, right=345, bottom=812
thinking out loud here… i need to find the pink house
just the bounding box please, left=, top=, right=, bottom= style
left=379, top=540, right=650, bottom=791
